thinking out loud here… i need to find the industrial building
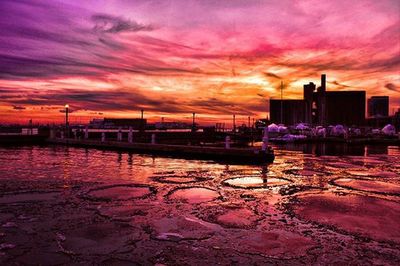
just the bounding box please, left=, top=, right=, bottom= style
left=368, top=96, right=389, bottom=117
left=269, top=100, right=306, bottom=126
left=270, top=74, right=366, bottom=126
left=323, top=91, right=366, bottom=126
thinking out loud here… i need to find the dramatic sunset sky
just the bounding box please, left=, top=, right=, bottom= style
left=0, top=0, right=399, bottom=124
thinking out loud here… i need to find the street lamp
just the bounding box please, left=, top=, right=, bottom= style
left=140, top=109, right=144, bottom=132
left=233, top=114, right=236, bottom=133
left=192, top=112, right=196, bottom=132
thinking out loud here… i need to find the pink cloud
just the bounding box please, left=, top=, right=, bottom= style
left=0, top=0, right=399, bottom=123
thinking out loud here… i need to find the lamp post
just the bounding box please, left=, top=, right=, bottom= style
left=233, top=114, right=236, bottom=133
left=140, top=109, right=144, bottom=132
left=65, top=104, right=69, bottom=138
left=192, top=112, right=196, bottom=132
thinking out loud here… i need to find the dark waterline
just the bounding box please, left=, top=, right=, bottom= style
left=275, top=143, right=400, bottom=156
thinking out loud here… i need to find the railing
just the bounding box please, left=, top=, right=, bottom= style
left=75, top=128, right=204, bottom=133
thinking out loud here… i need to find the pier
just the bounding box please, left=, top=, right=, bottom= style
left=0, top=134, right=47, bottom=145
left=47, top=137, right=274, bottom=164
left=0, top=127, right=48, bottom=145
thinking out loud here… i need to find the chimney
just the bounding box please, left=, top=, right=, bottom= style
left=321, top=74, right=326, bottom=93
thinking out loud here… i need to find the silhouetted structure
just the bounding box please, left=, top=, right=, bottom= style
left=90, top=118, right=147, bottom=129
left=323, top=91, right=365, bottom=126
left=316, top=74, right=327, bottom=125
left=394, top=109, right=400, bottom=131
left=303, top=82, right=316, bottom=124
left=368, top=96, right=389, bottom=117
left=270, top=74, right=366, bottom=126
left=366, top=108, right=400, bottom=130
left=270, top=100, right=306, bottom=125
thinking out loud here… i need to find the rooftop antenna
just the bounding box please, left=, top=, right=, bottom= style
left=280, top=81, right=283, bottom=124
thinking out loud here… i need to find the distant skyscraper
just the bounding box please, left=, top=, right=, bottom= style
left=368, top=96, right=389, bottom=117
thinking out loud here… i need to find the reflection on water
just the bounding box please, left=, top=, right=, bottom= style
left=0, top=144, right=399, bottom=264
left=0, top=144, right=398, bottom=187
left=223, top=176, right=291, bottom=188
left=167, top=187, right=220, bottom=204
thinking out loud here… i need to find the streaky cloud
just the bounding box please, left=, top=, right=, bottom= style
left=385, top=83, right=399, bottom=92
left=92, top=13, right=154, bottom=33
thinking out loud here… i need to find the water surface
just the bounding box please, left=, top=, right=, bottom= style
left=0, top=144, right=399, bottom=264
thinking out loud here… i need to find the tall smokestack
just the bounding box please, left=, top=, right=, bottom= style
left=321, top=74, right=326, bottom=93
left=319, top=74, right=327, bottom=126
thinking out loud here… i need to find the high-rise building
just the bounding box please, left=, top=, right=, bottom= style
left=368, top=96, right=389, bottom=117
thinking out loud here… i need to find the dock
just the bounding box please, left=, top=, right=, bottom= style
left=47, top=138, right=275, bottom=164
left=0, top=134, right=47, bottom=145
left=269, top=136, right=400, bottom=145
